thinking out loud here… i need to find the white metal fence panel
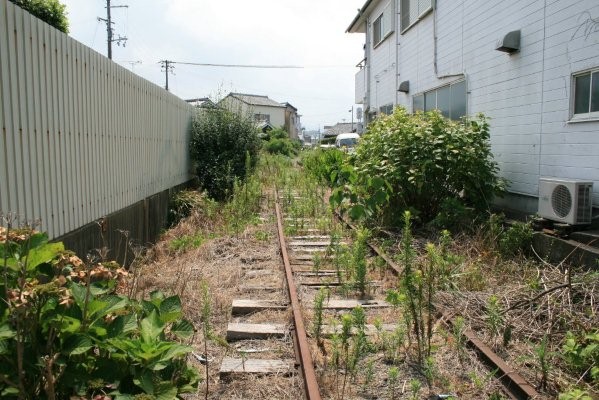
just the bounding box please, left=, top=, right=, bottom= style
left=0, top=0, right=193, bottom=239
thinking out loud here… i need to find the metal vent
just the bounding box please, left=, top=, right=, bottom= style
left=577, top=184, right=592, bottom=223
left=551, top=184, right=572, bottom=218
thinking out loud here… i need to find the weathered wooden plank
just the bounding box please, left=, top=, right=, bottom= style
left=300, top=281, right=342, bottom=287
left=245, top=270, right=274, bottom=278
left=319, top=299, right=390, bottom=309
left=231, top=299, right=287, bottom=315
left=289, top=241, right=331, bottom=247
left=239, top=285, right=280, bottom=293
left=290, top=235, right=331, bottom=240
left=290, top=254, right=314, bottom=261
left=321, top=324, right=398, bottom=337
left=294, top=271, right=338, bottom=276
left=226, top=323, right=288, bottom=341
left=219, top=357, right=295, bottom=376
left=289, top=247, right=326, bottom=253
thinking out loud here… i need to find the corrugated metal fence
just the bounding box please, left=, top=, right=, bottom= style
left=0, top=0, right=193, bottom=239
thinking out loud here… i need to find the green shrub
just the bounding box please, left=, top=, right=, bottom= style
left=189, top=108, right=260, bottom=201
left=353, top=107, right=504, bottom=225
left=0, top=226, right=199, bottom=398
left=302, top=148, right=346, bottom=187
left=264, top=138, right=296, bottom=156
left=498, top=221, right=533, bottom=257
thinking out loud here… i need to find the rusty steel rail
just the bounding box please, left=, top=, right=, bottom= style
left=275, top=201, right=322, bottom=400
left=334, top=212, right=540, bottom=400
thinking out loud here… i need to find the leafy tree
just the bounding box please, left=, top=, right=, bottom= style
left=9, top=0, right=69, bottom=33
left=189, top=108, right=260, bottom=201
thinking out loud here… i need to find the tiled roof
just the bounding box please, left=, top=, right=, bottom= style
left=323, top=123, right=356, bottom=137
left=229, top=93, right=285, bottom=108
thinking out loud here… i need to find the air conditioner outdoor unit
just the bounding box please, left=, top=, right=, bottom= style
left=538, top=178, right=593, bottom=225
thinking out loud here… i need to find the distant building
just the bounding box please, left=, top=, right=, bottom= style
left=282, top=102, right=300, bottom=139
left=220, top=92, right=286, bottom=130
left=323, top=122, right=361, bottom=138
left=185, top=97, right=217, bottom=109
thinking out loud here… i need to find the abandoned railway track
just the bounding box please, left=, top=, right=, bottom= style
left=214, top=185, right=542, bottom=399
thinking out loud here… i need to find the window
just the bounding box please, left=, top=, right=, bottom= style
left=379, top=104, right=394, bottom=115
left=400, top=0, right=433, bottom=32
left=372, top=3, right=393, bottom=47
left=412, top=80, right=467, bottom=120
left=572, top=69, right=599, bottom=119
left=254, top=113, right=270, bottom=123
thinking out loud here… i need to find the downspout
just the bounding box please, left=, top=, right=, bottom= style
left=365, top=19, right=372, bottom=123
left=395, top=0, right=400, bottom=107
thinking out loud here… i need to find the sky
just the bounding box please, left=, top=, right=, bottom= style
left=60, top=0, right=366, bottom=131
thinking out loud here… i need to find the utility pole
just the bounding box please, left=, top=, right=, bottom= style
left=349, top=106, right=354, bottom=132
left=98, top=0, right=128, bottom=60
left=160, top=60, right=175, bottom=91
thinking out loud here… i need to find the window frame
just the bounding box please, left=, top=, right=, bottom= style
left=571, top=68, right=599, bottom=122
left=372, top=2, right=394, bottom=48
left=400, top=0, right=433, bottom=33
left=412, top=80, right=468, bottom=120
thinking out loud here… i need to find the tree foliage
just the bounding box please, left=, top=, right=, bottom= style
left=189, top=108, right=260, bottom=201
left=351, top=107, right=504, bottom=225
left=9, top=0, right=69, bottom=33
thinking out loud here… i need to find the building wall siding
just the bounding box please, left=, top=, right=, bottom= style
left=367, top=0, right=397, bottom=112
left=392, top=0, right=599, bottom=207
left=0, top=0, right=193, bottom=239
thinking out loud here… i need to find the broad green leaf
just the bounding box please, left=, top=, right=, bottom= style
left=171, top=319, right=194, bottom=340
left=0, top=323, right=16, bottom=340
left=142, top=300, right=157, bottom=316
left=159, top=296, right=182, bottom=323
left=54, top=315, right=81, bottom=334
left=63, top=334, right=93, bottom=355
left=348, top=205, right=365, bottom=221
left=69, top=282, right=87, bottom=309
left=26, top=242, right=64, bottom=271
left=89, top=295, right=129, bottom=321
left=154, top=382, right=178, bottom=400
left=133, top=370, right=154, bottom=394
left=140, top=310, right=164, bottom=344
left=150, top=290, right=165, bottom=307
left=107, top=314, right=138, bottom=338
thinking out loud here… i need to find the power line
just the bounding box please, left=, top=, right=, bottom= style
left=169, top=61, right=355, bottom=69
left=173, top=61, right=303, bottom=69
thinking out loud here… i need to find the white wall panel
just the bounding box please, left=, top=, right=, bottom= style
left=0, top=0, right=193, bottom=238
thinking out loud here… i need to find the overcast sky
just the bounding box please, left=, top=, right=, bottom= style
left=60, top=0, right=366, bottom=131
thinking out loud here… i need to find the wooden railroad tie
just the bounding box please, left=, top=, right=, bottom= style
left=219, top=357, right=295, bottom=377
left=231, top=299, right=288, bottom=315
left=226, top=323, right=288, bottom=341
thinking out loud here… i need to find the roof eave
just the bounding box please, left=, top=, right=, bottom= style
left=346, top=0, right=373, bottom=33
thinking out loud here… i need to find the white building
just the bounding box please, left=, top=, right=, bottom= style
left=348, top=0, right=599, bottom=214
left=220, top=93, right=300, bottom=136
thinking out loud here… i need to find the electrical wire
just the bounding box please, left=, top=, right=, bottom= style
left=171, top=61, right=355, bottom=69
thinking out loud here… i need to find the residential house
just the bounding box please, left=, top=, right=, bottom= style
left=282, top=102, right=301, bottom=139
left=220, top=92, right=286, bottom=132
left=348, top=0, right=599, bottom=215
left=323, top=122, right=362, bottom=138
left=185, top=97, right=217, bottom=109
